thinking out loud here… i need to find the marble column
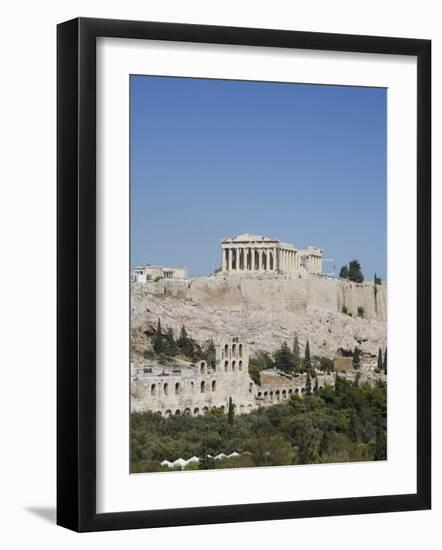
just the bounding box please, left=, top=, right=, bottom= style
left=222, top=249, right=227, bottom=271
left=258, top=249, right=262, bottom=271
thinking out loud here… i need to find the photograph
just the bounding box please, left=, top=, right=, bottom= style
left=129, top=75, right=388, bottom=473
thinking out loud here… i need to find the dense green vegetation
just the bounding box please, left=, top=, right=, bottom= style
left=248, top=336, right=334, bottom=384
left=130, top=376, right=387, bottom=473
left=339, top=259, right=364, bottom=283
left=144, top=321, right=216, bottom=365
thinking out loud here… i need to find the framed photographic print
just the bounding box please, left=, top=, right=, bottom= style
left=57, top=17, right=431, bottom=532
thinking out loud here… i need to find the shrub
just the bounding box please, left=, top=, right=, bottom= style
left=319, top=356, right=335, bottom=373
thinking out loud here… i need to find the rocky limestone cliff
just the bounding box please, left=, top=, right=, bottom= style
left=131, top=274, right=387, bottom=362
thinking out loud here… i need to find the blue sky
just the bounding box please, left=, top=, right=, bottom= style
left=131, top=75, right=386, bottom=280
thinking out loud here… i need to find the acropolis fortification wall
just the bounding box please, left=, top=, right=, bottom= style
left=135, top=274, right=387, bottom=323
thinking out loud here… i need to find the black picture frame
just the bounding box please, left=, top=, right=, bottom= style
left=57, top=17, right=431, bottom=532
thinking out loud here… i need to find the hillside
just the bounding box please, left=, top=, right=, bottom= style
left=131, top=274, right=387, bottom=362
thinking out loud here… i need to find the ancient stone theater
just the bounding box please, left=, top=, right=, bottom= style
left=131, top=338, right=331, bottom=416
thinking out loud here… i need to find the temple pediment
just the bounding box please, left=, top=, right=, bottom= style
left=222, top=233, right=277, bottom=243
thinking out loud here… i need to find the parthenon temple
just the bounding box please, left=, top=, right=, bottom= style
left=221, top=233, right=322, bottom=274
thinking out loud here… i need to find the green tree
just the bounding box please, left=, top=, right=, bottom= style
left=292, top=334, right=301, bottom=372
left=305, top=372, right=312, bottom=396
left=293, top=333, right=301, bottom=363
left=357, top=306, right=364, bottom=318
left=205, top=339, right=216, bottom=368
left=374, top=273, right=382, bottom=285
left=153, top=318, right=164, bottom=355
left=304, top=339, right=312, bottom=371
left=348, top=410, right=360, bottom=442
left=374, top=426, right=387, bottom=460
left=377, top=347, right=383, bottom=371
left=248, top=364, right=261, bottom=386
left=339, top=265, right=349, bottom=279
left=313, top=374, right=319, bottom=394
left=291, top=416, right=322, bottom=464
left=319, top=356, right=334, bottom=374
left=177, top=325, right=193, bottom=357
left=164, top=327, right=178, bottom=357
left=383, top=348, right=387, bottom=374
left=352, top=346, right=361, bottom=370
left=227, top=397, right=234, bottom=426
left=348, top=259, right=364, bottom=283
left=273, top=342, right=295, bottom=374
left=249, top=352, right=274, bottom=385
left=244, top=434, right=295, bottom=466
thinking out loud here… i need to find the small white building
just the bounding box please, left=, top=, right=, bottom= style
left=132, top=264, right=188, bottom=282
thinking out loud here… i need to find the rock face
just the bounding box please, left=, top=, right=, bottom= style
left=131, top=274, right=387, bottom=360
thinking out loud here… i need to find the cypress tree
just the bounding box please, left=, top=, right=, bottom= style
left=377, top=347, right=383, bottom=371
left=305, top=372, right=312, bottom=396
left=153, top=318, right=164, bottom=354
left=177, top=325, right=193, bottom=357
left=304, top=339, right=311, bottom=371
left=293, top=333, right=300, bottom=362
left=206, top=339, right=216, bottom=368
left=313, top=374, right=319, bottom=395
left=383, top=348, right=387, bottom=374
left=227, top=397, right=234, bottom=425
left=178, top=324, right=188, bottom=342
left=165, top=327, right=177, bottom=357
